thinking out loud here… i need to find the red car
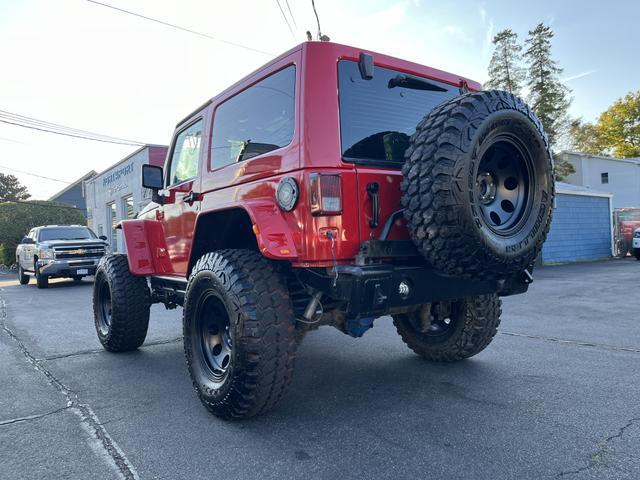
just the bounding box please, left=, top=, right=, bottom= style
left=92, top=41, right=554, bottom=418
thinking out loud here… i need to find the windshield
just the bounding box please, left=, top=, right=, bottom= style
left=38, top=227, right=97, bottom=241
left=338, top=60, right=459, bottom=167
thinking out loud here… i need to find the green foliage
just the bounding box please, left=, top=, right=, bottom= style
left=0, top=200, right=85, bottom=265
left=571, top=91, right=640, bottom=158
left=552, top=155, right=576, bottom=181
left=0, top=173, right=31, bottom=201
left=524, top=23, right=571, bottom=148
left=485, top=29, right=525, bottom=95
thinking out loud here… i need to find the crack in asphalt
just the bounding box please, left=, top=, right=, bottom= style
left=39, top=336, right=183, bottom=361
left=0, top=295, right=140, bottom=480
left=0, top=406, right=72, bottom=426
left=556, top=417, right=640, bottom=477
left=500, top=331, right=640, bottom=354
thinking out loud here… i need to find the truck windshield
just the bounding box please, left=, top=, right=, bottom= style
left=38, top=227, right=96, bottom=241
left=338, top=60, right=459, bottom=167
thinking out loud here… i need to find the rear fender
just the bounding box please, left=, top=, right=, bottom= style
left=243, top=200, right=298, bottom=259
left=117, top=219, right=173, bottom=276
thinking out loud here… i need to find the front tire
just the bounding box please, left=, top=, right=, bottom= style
left=35, top=264, right=48, bottom=289
left=18, top=265, right=29, bottom=285
left=393, top=295, right=501, bottom=362
left=93, top=254, right=150, bottom=352
left=183, top=249, right=297, bottom=419
left=634, top=249, right=640, bottom=261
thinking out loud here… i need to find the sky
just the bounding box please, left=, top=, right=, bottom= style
left=0, top=0, right=638, bottom=199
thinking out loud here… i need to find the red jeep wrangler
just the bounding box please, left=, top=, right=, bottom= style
left=93, top=41, right=554, bottom=419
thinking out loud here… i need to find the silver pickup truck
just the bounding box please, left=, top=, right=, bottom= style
left=16, top=225, right=110, bottom=288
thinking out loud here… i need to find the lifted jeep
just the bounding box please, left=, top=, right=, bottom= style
left=93, top=41, right=554, bottom=419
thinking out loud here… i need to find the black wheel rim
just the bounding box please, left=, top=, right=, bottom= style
left=412, top=303, right=456, bottom=340
left=476, top=135, right=533, bottom=235
left=196, top=293, right=233, bottom=383
left=97, top=279, right=113, bottom=336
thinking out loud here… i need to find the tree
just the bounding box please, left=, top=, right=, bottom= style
left=552, top=153, right=576, bottom=181
left=570, top=91, right=640, bottom=158
left=0, top=173, right=30, bottom=201
left=524, top=23, right=571, bottom=148
left=0, top=200, right=85, bottom=265
left=485, top=29, right=525, bottom=95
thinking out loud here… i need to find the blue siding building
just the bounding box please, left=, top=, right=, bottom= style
left=48, top=171, right=96, bottom=218
left=541, top=182, right=613, bottom=264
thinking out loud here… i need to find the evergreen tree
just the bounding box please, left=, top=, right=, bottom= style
left=0, top=173, right=30, bottom=201
left=524, top=23, right=571, bottom=148
left=485, top=29, right=525, bottom=95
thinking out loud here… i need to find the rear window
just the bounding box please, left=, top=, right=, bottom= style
left=38, top=227, right=96, bottom=241
left=338, top=60, right=459, bottom=167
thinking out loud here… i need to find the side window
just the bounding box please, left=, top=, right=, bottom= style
left=211, top=65, right=295, bottom=168
left=167, top=120, right=203, bottom=186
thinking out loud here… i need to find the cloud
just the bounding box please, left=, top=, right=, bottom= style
left=561, top=70, right=597, bottom=83
left=479, top=5, right=487, bottom=24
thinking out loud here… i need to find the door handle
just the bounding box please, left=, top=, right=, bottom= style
left=182, top=191, right=200, bottom=204
left=367, top=182, right=380, bottom=228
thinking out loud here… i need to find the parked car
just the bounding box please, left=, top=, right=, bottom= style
left=633, top=228, right=640, bottom=260
left=92, top=41, right=554, bottom=419
left=16, top=225, right=109, bottom=288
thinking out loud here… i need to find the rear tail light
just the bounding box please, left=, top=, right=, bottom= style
left=309, top=173, right=342, bottom=215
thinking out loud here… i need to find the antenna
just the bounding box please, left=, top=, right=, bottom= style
left=311, top=0, right=330, bottom=41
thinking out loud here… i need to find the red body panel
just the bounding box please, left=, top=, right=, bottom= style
left=124, top=41, right=481, bottom=277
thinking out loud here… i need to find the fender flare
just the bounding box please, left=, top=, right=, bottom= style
left=118, top=219, right=173, bottom=276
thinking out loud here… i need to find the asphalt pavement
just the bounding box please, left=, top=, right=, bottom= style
left=0, top=259, right=639, bottom=480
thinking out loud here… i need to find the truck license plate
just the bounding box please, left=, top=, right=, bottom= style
left=76, top=269, right=89, bottom=275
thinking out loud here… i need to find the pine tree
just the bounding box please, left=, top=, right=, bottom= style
left=485, top=29, right=525, bottom=95
left=524, top=23, right=571, bottom=148
left=0, top=173, right=30, bottom=201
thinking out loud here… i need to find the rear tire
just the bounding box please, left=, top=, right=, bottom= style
left=634, top=249, right=640, bottom=261
left=93, top=254, right=150, bottom=352
left=393, top=294, right=501, bottom=362
left=402, top=90, right=554, bottom=280
left=18, top=265, right=29, bottom=285
left=183, top=249, right=297, bottom=419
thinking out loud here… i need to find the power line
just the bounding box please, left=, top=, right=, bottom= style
left=284, top=0, right=298, bottom=29
left=0, top=164, right=72, bottom=184
left=275, top=0, right=296, bottom=41
left=0, top=109, right=148, bottom=146
left=85, top=0, right=277, bottom=56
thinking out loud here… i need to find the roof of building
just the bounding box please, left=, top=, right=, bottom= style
left=555, top=181, right=613, bottom=198
left=48, top=170, right=97, bottom=200
left=559, top=150, right=640, bottom=165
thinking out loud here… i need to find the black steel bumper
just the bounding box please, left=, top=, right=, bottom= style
left=298, top=262, right=530, bottom=319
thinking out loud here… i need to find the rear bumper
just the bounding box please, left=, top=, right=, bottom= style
left=298, top=263, right=530, bottom=319
left=38, top=257, right=101, bottom=278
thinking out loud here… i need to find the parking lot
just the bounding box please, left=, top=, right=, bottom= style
left=0, top=259, right=639, bottom=480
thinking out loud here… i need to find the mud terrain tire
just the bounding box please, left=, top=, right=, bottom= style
left=93, top=254, right=150, bottom=352
left=183, top=249, right=297, bottom=419
left=393, top=294, right=501, bottom=362
left=401, top=90, right=554, bottom=279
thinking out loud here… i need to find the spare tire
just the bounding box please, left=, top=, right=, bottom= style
left=401, top=90, right=554, bottom=280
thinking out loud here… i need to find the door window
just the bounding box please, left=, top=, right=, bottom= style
left=211, top=65, right=295, bottom=168
left=167, top=120, right=203, bottom=187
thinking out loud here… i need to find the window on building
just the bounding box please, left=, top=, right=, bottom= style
left=211, top=65, right=295, bottom=168
left=601, top=172, right=609, bottom=184
left=107, top=202, right=117, bottom=250
left=123, top=195, right=134, bottom=219
left=167, top=120, right=203, bottom=186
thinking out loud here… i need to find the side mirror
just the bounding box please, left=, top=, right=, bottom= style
left=142, top=164, right=164, bottom=189
left=142, top=164, right=165, bottom=205
left=99, top=235, right=108, bottom=241
left=21, top=236, right=35, bottom=244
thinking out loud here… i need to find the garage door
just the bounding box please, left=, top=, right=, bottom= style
left=541, top=192, right=612, bottom=264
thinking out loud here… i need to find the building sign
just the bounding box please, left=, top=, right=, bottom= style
left=103, top=162, right=135, bottom=187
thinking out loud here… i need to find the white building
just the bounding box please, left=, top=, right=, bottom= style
left=558, top=151, right=640, bottom=209
left=84, top=145, right=168, bottom=252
